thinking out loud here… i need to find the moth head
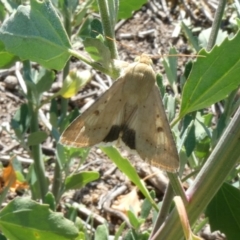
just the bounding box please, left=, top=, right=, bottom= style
left=135, top=54, right=153, bottom=66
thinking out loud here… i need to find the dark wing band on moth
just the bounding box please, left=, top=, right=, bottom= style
left=103, top=125, right=121, bottom=142
left=103, top=124, right=136, bottom=149
left=121, top=124, right=136, bottom=149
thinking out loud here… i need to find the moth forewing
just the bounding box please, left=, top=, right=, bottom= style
left=60, top=54, right=179, bottom=172
left=60, top=78, right=127, bottom=147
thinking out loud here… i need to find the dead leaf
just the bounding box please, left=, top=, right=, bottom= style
left=0, top=160, right=28, bottom=193
left=112, top=188, right=141, bottom=216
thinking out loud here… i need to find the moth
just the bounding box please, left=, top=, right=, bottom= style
left=60, top=54, right=179, bottom=172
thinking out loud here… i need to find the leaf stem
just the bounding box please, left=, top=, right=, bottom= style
left=52, top=8, right=72, bottom=202
left=23, top=61, right=48, bottom=201
left=96, top=0, right=119, bottom=59
left=68, top=49, right=115, bottom=76
left=150, top=183, right=174, bottom=238
left=207, top=0, right=227, bottom=51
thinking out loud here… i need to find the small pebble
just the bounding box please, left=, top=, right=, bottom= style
left=4, top=75, right=18, bottom=90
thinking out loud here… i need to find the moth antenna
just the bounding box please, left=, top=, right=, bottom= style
left=92, top=30, right=204, bottom=60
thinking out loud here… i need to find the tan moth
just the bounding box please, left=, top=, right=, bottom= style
left=60, top=54, right=179, bottom=172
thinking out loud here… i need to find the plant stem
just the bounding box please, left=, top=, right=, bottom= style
left=170, top=115, right=181, bottom=128
left=167, top=173, right=187, bottom=204
left=150, top=183, right=174, bottom=238
left=97, top=0, right=119, bottom=59
left=68, top=49, right=117, bottom=77
left=152, top=106, right=240, bottom=239
left=52, top=4, right=72, bottom=202
left=23, top=61, right=48, bottom=201
left=29, top=105, right=48, bottom=200
left=207, top=0, right=227, bottom=51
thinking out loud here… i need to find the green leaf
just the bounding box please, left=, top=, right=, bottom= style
left=90, top=18, right=103, bottom=37
left=180, top=31, right=240, bottom=117
left=73, top=0, right=94, bottom=27
left=11, top=103, right=30, bottom=137
left=27, top=131, right=48, bottom=146
left=140, top=191, right=155, bottom=219
left=60, top=108, right=80, bottom=132
left=162, top=47, right=178, bottom=86
left=44, top=192, right=56, bottom=211
left=118, top=0, right=148, bottom=19
left=77, top=17, right=96, bottom=39
left=0, top=40, right=19, bottom=68
left=94, top=224, right=108, bottom=240
left=181, top=21, right=200, bottom=52
left=156, top=73, right=165, bottom=96
left=165, top=94, right=176, bottom=122
left=101, top=146, right=158, bottom=210
left=0, top=2, right=6, bottom=22
left=127, top=210, right=144, bottom=230
left=0, top=0, right=71, bottom=70
left=180, top=60, right=193, bottom=89
left=182, top=115, right=196, bottom=157
left=1, top=0, right=20, bottom=13
left=27, top=165, right=41, bottom=199
left=114, top=222, right=126, bottom=240
left=198, top=28, right=228, bottom=49
left=56, top=143, right=66, bottom=169
left=49, top=99, right=58, bottom=128
left=194, top=114, right=211, bottom=159
left=83, top=38, right=111, bottom=68
left=36, top=68, right=55, bottom=94
left=75, top=232, right=85, bottom=240
left=0, top=197, right=79, bottom=240
left=206, top=183, right=240, bottom=240
left=0, top=233, right=7, bottom=240
left=64, top=171, right=100, bottom=190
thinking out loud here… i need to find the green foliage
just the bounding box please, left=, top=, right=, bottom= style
left=101, top=146, right=158, bottom=210
left=0, top=0, right=239, bottom=239
left=0, top=198, right=79, bottom=240
left=64, top=171, right=100, bottom=190
left=0, top=0, right=71, bottom=70
left=11, top=103, right=30, bottom=138
left=94, top=225, right=109, bottom=240
left=206, top=183, right=240, bottom=240
left=118, top=0, right=148, bottom=19
left=83, top=37, right=111, bottom=68
left=180, top=33, right=240, bottom=116
left=0, top=40, right=19, bottom=68
left=27, top=131, right=48, bottom=146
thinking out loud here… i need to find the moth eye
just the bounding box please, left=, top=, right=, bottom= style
left=119, top=99, right=122, bottom=102
left=94, top=110, right=100, bottom=115
left=157, top=127, right=163, bottom=132
left=156, top=114, right=160, bottom=118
